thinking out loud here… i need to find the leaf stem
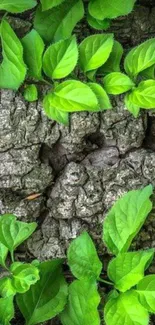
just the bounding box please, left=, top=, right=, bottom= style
left=98, top=277, right=113, bottom=286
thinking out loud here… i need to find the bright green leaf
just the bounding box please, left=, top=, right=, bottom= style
left=124, top=38, right=155, bottom=79
left=87, top=13, right=110, bottom=30
left=34, top=0, right=84, bottom=43
left=10, top=262, right=40, bottom=293
left=0, top=214, right=37, bottom=258
left=128, top=80, right=155, bottom=109
left=88, top=0, right=136, bottom=20
left=0, top=278, right=16, bottom=298
left=136, top=275, right=155, bottom=313
left=104, top=290, right=149, bottom=325
left=40, top=0, right=65, bottom=11
left=0, top=20, right=26, bottom=90
left=16, top=259, right=68, bottom=325
left=43, top=36, right=78, bottom=79
left=61, top=279, right=100, bottom=325
left=22, top=29, right=44, bottom=80
left=67, top=232, right=102, bottom=280
left=43, top=93, right=69, bottom=125
left=0, top=296, right=14, bottom=325
left=108, top=249, right=154, bottom=292
left=24, top=85, right=38, bottom=102
left=103, top=72, right=135, bottom=95
left=103, top=185, right=153, bottom=255
left=43, top=80, right=99, bottom=113
left=125, top=93, right=140, bottom=118
left=79, top=34, right=114, bottom=73
left=99, top=40, right=123, bottom=74
left=0, top=243, right=8, bottom=268
left=88, top=83, right=112, bottom=110
left=0, top=0, right=37, bottom=13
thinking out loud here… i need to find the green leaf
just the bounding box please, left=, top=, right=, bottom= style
left=79, top=34, right=114, bottom=73
left=124, top=38, right=155, bottom=79
left=108, top=249, right=154, bottom=292
left=125, top=93, right=140, bottom=118
left=34, top=0, right=84, bottom=43
left=67, top=232, right=102, bottom=280
left=42, top=80, right=99, bottom=113
left=128, top=80, right=155, bottom=109
left=140, top=65, right=155, bottom=80
left=103, top=185, right=153, bottom=255
left=103, top=72, right=135, bottom=95
left=43, top=93, right=69, bottom=125
left=22, top=29, right=44, bottom=80
left=0, top=243, right=8, bottom=268
left=43, top=36, right=78, bottom=80
left=0, top=0, right=37, bottom=13
left=40, top=0, right=65, bottom=11
left=88, top=83, right=112, bottom=110
left=104, top=290, right=149, bottom=325
left=0, top=278, right=16, bottom=298
left=0, top=296, right=14, bottom=325
left=10, top=262, right=40, bottom=293
left=88, top=0, right=136, bottom=20
left=0, top=20, right=26, bottom=90
left=16, top=259, right=68, bottom=325
left=61, top=279, right=100, bottom=325
left=99, top=40, right=123, bottom=74
left=0, top=214, right=37, bottom=258
left=136, top=275, right=155, bottom=313
left=87, top=13, right=110, bottom=30
left=24, top=85, right=38, bottom=102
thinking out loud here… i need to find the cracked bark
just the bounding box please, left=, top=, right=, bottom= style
left=1, top=0, right=155, bottom=324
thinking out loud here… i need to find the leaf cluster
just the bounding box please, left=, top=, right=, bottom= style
left=1, top=0, right=149, bottom=125
left=1, top=186, right=155, bottom=325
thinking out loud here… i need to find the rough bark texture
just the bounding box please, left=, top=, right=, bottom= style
left=1, top=0, right=155, bottom=324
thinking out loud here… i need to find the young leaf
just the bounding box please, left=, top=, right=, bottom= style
left=16, top=259, right=68, bottom=325
left=0, top=0, right=37, bottom=13
left=40, top=0, right=65, bottom=11
left=88, top=0, right=136, bottom=21
left=108, top=249, right=154, bottom=292
left=0, top=20, right=26, bottom=90
left=24, top=85, right=38, bottom=102
left=0, top=278, right=16, bottom=298
left=136, top=275, right=155, bottom=313
left=87, top=14, right=110, bottom=30
left=124, top=38, right=155, bottom=79
left=10, top=262, right=40, bottom=293
left=0, top=214, right=37, bottom=258
left=34, top=0, right=84, bottom=43
left=79, top=34, right=114, bottom=73
left=0, top=296, right=14, bottom=325
left=125, top=93, right=140, bottom=118
left=103, top=185, right=153, bottom=255
left=88, top=83, right=112, bottom=110
left=0, top=243, right=8, bottom=268
left=43, top=93, right=69, bottom=125
left=61, top=279, right=100, bottom=325
left=67, top=232, right=102, bottom=280
left=42, top=81, right=99, bottom=113
left=99, top=41, right=123, bottom=74
left=103, top=72, right=135, bottom=95
left=104, top=290, right=149, bottom=325
left=22, top=29, right=44, bottom=80
left=43, top=36, right=78, bottom=79
left=128, top=80, right=155, bottom=109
